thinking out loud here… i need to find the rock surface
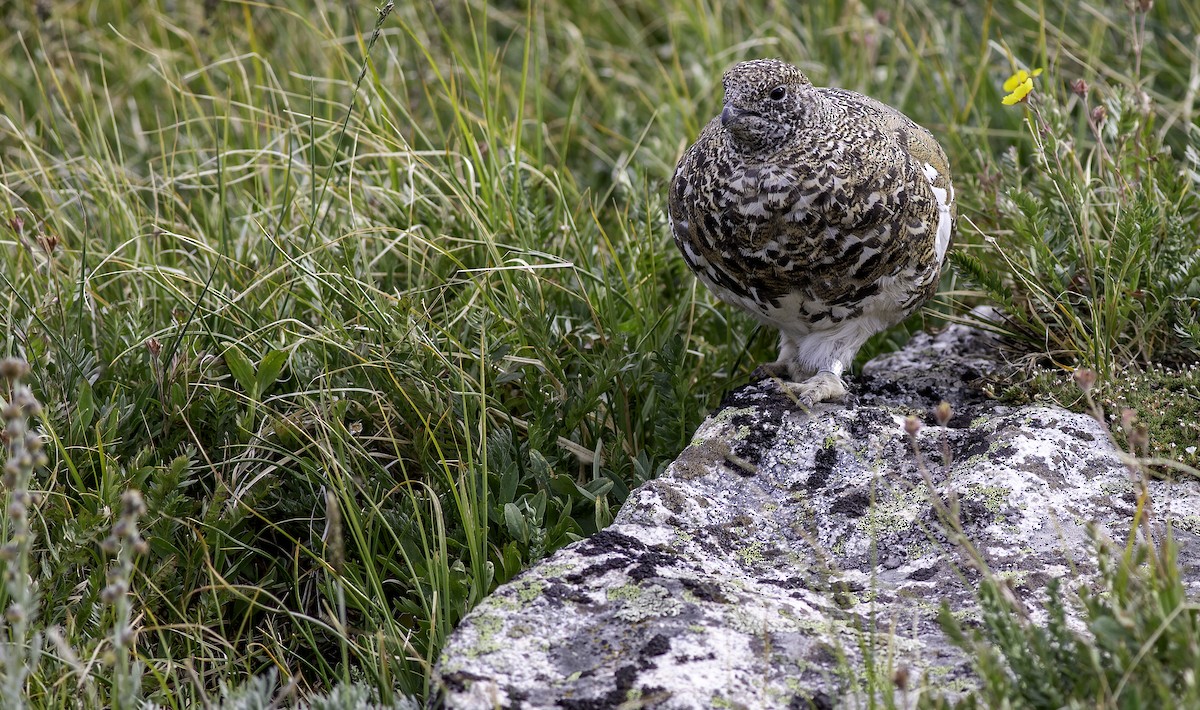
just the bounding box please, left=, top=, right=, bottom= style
left=432, top=323, right=1200, bottom=708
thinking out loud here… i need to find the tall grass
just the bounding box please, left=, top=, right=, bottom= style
left=0, top=0, right=1196, bottom=704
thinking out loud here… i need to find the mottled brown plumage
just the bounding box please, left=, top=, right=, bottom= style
left=669, top=59, right=956, bottom=404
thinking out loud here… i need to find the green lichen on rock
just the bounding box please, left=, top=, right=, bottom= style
left=736, top=539, right=765, bottom=565
left=606, top=583, right=682, bottom=622
left=515, top=579, right=545, bottom=604
left=466, top=613, right=505, bottom=658
left=963, top=483, right=1012, bottom=515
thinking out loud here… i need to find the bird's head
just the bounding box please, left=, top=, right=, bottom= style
left=719, top=59, right=814, bottom=157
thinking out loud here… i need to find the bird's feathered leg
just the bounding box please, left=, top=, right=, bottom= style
left=775, top=319, right=881, bottom=406
left=753, top=333, right=798, bottom=379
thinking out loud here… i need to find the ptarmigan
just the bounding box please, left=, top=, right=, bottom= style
left=669, top=59, right=956, bottom=404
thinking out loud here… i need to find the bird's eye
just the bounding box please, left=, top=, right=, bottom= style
left=769, top=86, right=787, bottom=101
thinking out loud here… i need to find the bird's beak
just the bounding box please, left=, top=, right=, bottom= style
left=720, top=105, right=741, bottom=127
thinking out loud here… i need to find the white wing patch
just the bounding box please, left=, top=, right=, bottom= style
left=923, top=162, right=954, bottom=265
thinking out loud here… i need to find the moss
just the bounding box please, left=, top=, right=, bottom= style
left=857, top=482, right=927, bottom=538
left=466, top=613, right=505, bottom=657
left=1173, top=516, right=1200, bottom=537
left=995, top=570, right=1029, bottom=587
left=506, top=622, right=533, bottom=638
left=712, top=406, right=757, bottom=426
left=736, top=539, right=765, bottom=565
left=607, top=583, right=682, bottom=622
left=516, top=579, right=545, bottom=604
left=963, top=484, right=1012, bottom=514
left=539, top=562, right=576, bottom=579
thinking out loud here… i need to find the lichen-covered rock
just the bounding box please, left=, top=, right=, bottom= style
left=432, top=324, right=1200, bottom=709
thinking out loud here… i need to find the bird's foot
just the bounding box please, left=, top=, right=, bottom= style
left=782, top=371, right=847, bottom=408
left=752, top=360, right=793, bottom=381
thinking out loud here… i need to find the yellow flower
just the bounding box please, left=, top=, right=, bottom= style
left=1001, top=67, right=1043, bottom=105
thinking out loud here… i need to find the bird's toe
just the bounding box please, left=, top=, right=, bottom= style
left=753, top=361, right=793, bottom=381
left=783, top=371, right=848, bottom=406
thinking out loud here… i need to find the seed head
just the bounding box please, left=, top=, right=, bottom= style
left=101, top=581, right=128, bottom=604
left=1073, top=368, right=1097, bottom=394
left=0, top=359, right=29, bottom=381
left=120, top=490, right=146, bottom=518
left=100, top=535, right=120, bottom=555
left=7, top=501, right=26, bottom=522
left=904, top=416, right=922, bottom=437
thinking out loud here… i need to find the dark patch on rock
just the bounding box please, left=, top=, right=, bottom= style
left=579, top=529, right=648, bottom=556
left=555, top=664, right=640, bottom=710
left=730, top=512, right=754, bottom=528
left=681, top=577, right=728, bottom=603
left=726, top=398, right=787, bottom=466
left=858, top=371, right=904, bottom=398
left=810, top=446, right=837, bottom=489
left=564, top=555, right=629, bottom=584
left=789, top=690, right=834, bottom=710
left=945, top=411, right=974, bottom=428
left=836, top=577, right=865, bottom=593
left=830, top=490, right=871, bottom=518
left=625, top=562, right=658, bottom=581
left=1071, top=427, right=1096, bottom=442
left=759, top=576, right=808, bottom=591
left=672, top=438, right=734, bottom=481
left=849, top=407, right=891, bottom=439
left=545, top=582, right=593, bottom=606
left=439, top=669, right=491, bottom=693
left=807, top=643, right=838, bottom=667
left=654, top=482, right=692, bottom=514
left=990, top=443, right=1017, bottom=459
left=908, top=566, right=939, bottom=581
left=957, top=428, right=991, bottom=459
left=556, top=696, right=608, bottom=710
left=642, top=633, right=671, bottom=658
left=956, top=499, right=992, bottom=526
left=917, top=384, right=943, bottom=403
left=614, top=663, right=637, bottom=689
left=626, top=549, right=678, bottom=582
